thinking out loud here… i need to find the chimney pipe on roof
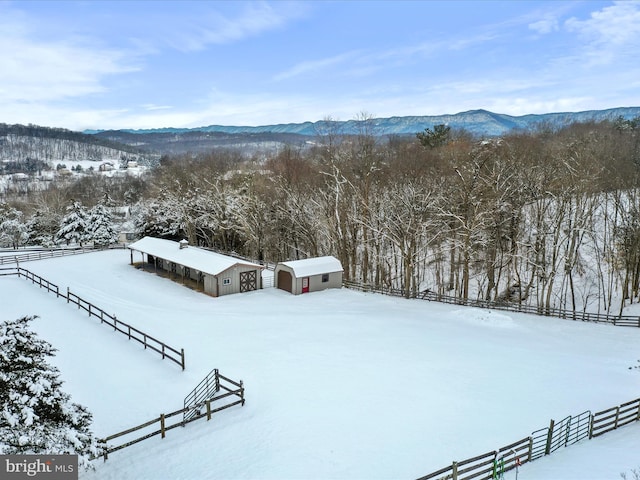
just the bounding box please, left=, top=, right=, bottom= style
left=179, top=239, right=189, bottom=249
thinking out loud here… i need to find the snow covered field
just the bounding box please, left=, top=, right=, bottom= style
left=2, top=249, right=639, bottom=479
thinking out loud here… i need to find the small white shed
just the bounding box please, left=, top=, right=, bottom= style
left=274, top=256, right=343, bottom=295
left=128, top=236, right=264, bottom=297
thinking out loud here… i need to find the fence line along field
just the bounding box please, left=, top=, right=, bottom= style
left=1, top=249, right=639, bottom=479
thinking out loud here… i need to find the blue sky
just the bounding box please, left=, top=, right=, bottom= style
left=1, top=0, right=639, bottom=131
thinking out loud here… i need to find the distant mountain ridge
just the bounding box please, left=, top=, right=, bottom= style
left=87, top=107, right=640, bottom=137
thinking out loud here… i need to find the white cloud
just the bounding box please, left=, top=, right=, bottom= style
left=273, top=51, right=362, bottom=81
left=528, top=17, right=559, bottom=35
left=169, top=2, right=308, bottom=52
left=565, top=1, right=640, bottom=45
left=140, top=104, right=174, bottom=111
left=0, top=9, right=137, bottom=105
left=564, top=1, right=640, bottom=65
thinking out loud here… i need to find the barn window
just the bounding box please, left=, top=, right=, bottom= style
left=322, top=273, right=329, bottom=283
left=222, top=278, right=231, bottom=286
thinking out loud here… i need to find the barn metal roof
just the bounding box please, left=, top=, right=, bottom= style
left=128, top=236, right=263, bottom=276
left=278, top=256, right=343, bottom=278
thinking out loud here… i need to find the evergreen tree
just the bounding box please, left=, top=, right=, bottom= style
left=416, top=123, right=451, bottom=149
left=0, top=203, right=28, bottom=249
left=0, top=316, right=99, bottom=469
left=56, top=200, right=89, bottom=246
left=86, top=203, right=118, bottom=247
left=26, top=210, right=59, bottom=248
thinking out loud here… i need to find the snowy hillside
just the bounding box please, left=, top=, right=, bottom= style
left=2, top=250, right=639, bottom=479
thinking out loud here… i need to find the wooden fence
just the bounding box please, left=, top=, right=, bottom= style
left=99, top=372, right=244, bottom=460
left=590, top=398, right=640, bottom=438
left=0, top=246, right=102, bottom=265
left=342, top=280, right=640, bottom=328
left=4, top=266, right=185, bottom=370
left=416, top=398, right=639, bottom=480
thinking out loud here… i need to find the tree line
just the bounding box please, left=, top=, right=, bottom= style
left=135, top=117, right=640, bottom=314
left=3, top=117, right=640, bottom=314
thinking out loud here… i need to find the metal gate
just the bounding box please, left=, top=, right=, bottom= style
left=548, top=415, right=572, bottom=453
left=530, top=410, right=591, bottom=460
left=566, top=410, right=591, bottom=445
left=530, top=427, right=548, bottom=460
left=239, top=270, right=257, bottom=292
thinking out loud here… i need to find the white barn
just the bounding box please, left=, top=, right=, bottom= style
left=274, top=256, right=343, bottom=295
left=128, top=237, right=264, bottom=297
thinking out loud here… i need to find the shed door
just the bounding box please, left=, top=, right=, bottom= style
left=277, top=270, right=292, bottom=293
left=302, top=277, right=309, bottom=293
left=240, top=270, right=258, bottom=292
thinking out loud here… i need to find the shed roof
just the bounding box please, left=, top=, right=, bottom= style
left=128, top=236, right=263, bottom=277
left=279, top=256, right=343, bottom=278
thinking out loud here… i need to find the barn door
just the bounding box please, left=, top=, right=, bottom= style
left=277, top=270, right=292, bottom=293
left=239, top=270, right=257, bottom=292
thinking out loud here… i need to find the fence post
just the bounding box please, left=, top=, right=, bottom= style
left=181, top=348, right=185, bottom=371
left=128, top=325, right=131, bottom=340
left=206, top=400, right=212, bottom=421
left=88, top=303, right=91, bottom=317
left=545, top=419, right=555, bottom=455
left=527, top=436, right=533, bottom=462
left=215, top=368, right=220, bottom=391
left=589, top=413, right=595, bottom=439
left=162, top=344, right=166, bottom=359
left=160, top=414, right=166, bottom=439
left=614, top=406, right=620, bottom=429
left=451, top=461, right=458, bottom=480
left=67, top=287, right=70, bottom=304
left=113, top=316, right=117, bottom=332
left=240, top=380, right=245, bottom=406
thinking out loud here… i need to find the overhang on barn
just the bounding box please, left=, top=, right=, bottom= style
left=128, top=236, right=264, bottom=297
left=274, top=256, right=343, bottom=295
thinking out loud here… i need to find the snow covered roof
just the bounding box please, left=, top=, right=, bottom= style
left=279, top=256, right=343, bottom=277
left=128, top=237, right=263, bottom=276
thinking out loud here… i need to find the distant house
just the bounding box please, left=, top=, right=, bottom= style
left=12, top=173, right=29, bottom=182
left=274, top=256, right=343, bottom=295
left=118, top=231, right=137, bottom=244
left=99, top=162, right=115, bottom=172
left=128, top=236, right=264, bottom=297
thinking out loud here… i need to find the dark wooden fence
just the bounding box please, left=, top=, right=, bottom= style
left=0, top=246, right=102, bottom=265
left=343, top=280, right=640, bottom=328
left=4, top=266, right=185, bottom=370
left=590, top=398, right=640, bottom=438
left=99, top=372, right=244, bottom=460
left=416, top=398, right=639, bottom=480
